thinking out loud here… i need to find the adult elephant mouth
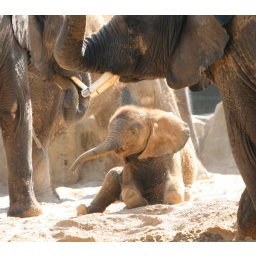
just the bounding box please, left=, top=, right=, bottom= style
left=52, top=73, right=91, bottom=125
left=114, top=147, right=125, bottom=155
left=80, top=72, right=147, bottom=100
left=53, top=73, right=88, bottom=91
left=51, top=61, right=89, bottom=91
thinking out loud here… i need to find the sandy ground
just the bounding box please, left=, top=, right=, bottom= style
left=1, top=173, right=253, bottom=242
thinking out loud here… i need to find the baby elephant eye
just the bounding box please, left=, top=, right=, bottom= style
left=129, top=122, right=143, bottom=134
left=131, top=128, right=138, bottom=135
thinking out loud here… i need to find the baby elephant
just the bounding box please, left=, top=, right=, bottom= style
left=70, top=105, right=197, bottom=215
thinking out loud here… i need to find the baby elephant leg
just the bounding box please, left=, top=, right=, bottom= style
left=184, top=184, right=193, bottom=202
left=121, top=166, right=148, bottom=209
left=122, top=186, right=148, bottom=209
left=163, top=154, right=185, bottom=205
left=180, top=144, right=198, bottom=201
left=164, top=178, right=185, bottom=205
left=77, top=167, right=122, bottom=216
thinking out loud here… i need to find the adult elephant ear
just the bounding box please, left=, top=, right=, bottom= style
left=166, top=15, right=231, bottom=90
left=12, top=15, right=45, bottom=74
left=138, top=112, right=190, bottom=159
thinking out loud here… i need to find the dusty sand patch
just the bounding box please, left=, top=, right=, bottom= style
left=0, top=173, right=251, bottom=242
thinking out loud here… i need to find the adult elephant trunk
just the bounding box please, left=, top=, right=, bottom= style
left=54, top=15, right=92, bottom=73
left=54, top=15, right=120, bottom=99
left=53, top=73, right=90, bottom=124
left=69, top=136, right=120, bottom=173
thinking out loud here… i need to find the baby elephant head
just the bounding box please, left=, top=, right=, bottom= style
left=69, top=105, right=190, bottom=173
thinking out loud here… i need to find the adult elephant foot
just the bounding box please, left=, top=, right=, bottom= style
left=8, top=196, right=43, bottom=218
left=35, top=188, right=61, bottom=203
left=236, top=188, right=256, bottom=240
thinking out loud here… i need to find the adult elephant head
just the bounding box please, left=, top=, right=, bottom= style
left=55, top=15, right=256, bottom=240
left=54, top=15, right=231, bottom=95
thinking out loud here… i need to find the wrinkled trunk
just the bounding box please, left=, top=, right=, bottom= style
left=54, top=15, right=90, bottom=73
left=55, top=15, right=113, bottom=73
left=69, top=137, right=120, bottom=173
left=53, top=73, right=90, bottom=124
left=55, top=15, right=122, bottom=98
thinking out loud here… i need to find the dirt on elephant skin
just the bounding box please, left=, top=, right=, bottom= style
left=0, top=173, right=254, bottom=242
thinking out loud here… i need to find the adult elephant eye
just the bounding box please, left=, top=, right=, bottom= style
left=129, top=19, right=140, bottom=28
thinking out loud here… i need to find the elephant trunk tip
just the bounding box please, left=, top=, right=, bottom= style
left=69, top=166, right=77, bottom=174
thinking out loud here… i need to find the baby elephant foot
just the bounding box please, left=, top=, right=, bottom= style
left=184, top=186, right=192, bottom=202
left=122, top=188, right=148, bottom=209
left=76, top=204, right=88, bottom=216
left=164, top=190, right=184, bottom=205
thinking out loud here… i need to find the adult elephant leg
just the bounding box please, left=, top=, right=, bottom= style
left=0, top=43, right=42, bottom=217
left=237, top=188, right=256, bottom=240
left=173, top=87, right=209, bottom=179
left=217, top=71, right=256, bottom=240
left=29, top=78, right=63, bottom=203
left=32, top=145, right=60, bottom=203
left=207, top=16, right=256, bottom=239
left=173, top=88, right=199, bottom=154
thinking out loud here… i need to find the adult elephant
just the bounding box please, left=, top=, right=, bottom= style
left=1, top=15, right=90, bottom=217
left=54, top=15, right=256, bottom=239
left=27, top=16, right=90, bottom=203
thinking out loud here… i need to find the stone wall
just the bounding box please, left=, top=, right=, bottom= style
left=194, top=102, right=239, bottom=175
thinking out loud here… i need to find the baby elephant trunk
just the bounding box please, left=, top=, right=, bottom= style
left=69, top=138, right=119, bottom=173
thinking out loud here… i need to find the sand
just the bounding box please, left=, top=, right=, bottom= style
left=0, top=173, right=253, bottom=242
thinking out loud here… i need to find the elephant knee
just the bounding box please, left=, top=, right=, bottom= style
left=105, top=167, right=123, bottom=183
left=122, top=188, right=137, bottom=201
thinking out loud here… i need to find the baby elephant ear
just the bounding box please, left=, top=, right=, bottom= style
left=166, top=15, right=230, bottom=89
left=138, top=112, right=190, bottom=159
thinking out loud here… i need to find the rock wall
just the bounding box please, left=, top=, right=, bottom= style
left=49, top=117, right=106, bottom=187
left=196, top=102, right=239, bottom=175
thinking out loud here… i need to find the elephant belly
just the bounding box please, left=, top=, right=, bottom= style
left=138, top=166, right=166, bottom=204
